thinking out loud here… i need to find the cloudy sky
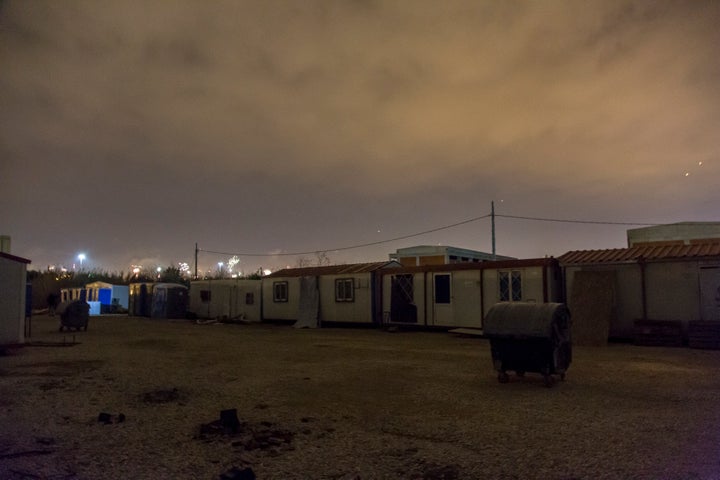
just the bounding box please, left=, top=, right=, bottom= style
left=1, top=0, right=718, bottom=275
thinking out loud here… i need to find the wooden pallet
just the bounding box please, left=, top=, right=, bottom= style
left=633, top=320, right=683, bottom=347
left=688, top=321, right=720, bottom=350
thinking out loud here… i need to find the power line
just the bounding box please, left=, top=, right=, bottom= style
left=198, top=213, right=492, bottom=257
left=495, top=214, right=661, bottom=226
left=198, top=212, right=687, bottom=259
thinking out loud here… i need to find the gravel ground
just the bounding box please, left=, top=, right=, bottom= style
left=1, top=314, right=719, bottom=480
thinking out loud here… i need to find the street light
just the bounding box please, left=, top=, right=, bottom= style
left=77, top=253, right=86, bottom=269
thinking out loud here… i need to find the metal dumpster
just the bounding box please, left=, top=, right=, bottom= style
left=484, top=302, right=571, bottom=387
left=59, top=300, right=90, bottom=332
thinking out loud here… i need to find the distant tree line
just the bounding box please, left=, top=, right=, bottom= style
left=26, top=266, right=191, bottom=310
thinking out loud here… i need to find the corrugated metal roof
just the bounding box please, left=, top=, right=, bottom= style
left=379, top=257, right=558, bottom=275
left=267, top=261, right=401, bottom=278
left=558, top=242, right=720, bottom=265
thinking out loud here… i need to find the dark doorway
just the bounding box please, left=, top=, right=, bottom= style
left=390, top=274, right=417, bottom=323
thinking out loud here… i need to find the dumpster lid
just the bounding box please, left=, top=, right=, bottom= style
left=483, top=302, right=571, bottom=339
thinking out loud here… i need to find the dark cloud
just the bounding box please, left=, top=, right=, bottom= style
left=1, top=0, right=718, bottom=272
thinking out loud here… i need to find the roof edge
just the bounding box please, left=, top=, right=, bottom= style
left=0, top=252, right=32, bottom=264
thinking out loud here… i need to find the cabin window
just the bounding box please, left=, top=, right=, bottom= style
left=200, top=290, right=211, bottom=302
left=245, top=292, right=254, bottom=305
left=499, top=270, right=522, bottom=301
left=273, top=281, right=288, bottom=302
left=335, top=278, right=354, bottom=302
left=434, top=274, right=451, bottom=304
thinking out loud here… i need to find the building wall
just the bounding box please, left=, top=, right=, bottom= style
left=427, top=269, right=483, bottom=328
left=645, top=261, right=701, bottom=327
left=0, top=256, right=26, bottom=344
left=382, top=263, right=558, bottom=328
left=318, top=274, right=374, bottom=323
left=261, top=277, right=302, bottom=321
left=481, top=265, right=548, bottom=318
left=190, top=279, right=261, bottom=321
left=381, top=272, right=426, bottom=325
left=564, top=264, right=644, bottom=339
left=396, top=255, right=446, bottom=267
left=628, top=223, right=720, bottom=246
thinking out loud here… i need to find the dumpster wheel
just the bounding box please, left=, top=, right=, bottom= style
left=498, top=372, right=510, bottom=384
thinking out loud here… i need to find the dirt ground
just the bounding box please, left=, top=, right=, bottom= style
left=1, top=315, right=719, bottom=480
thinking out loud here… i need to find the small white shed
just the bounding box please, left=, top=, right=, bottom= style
left=0, top=252, right=31, bottom=345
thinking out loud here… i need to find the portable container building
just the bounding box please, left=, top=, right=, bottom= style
left=150, top=283, right=188, bottom=319
left=262, top=262, right=402, bottom=326
left=129, top=282, right=154, bottom=317
left=85, top=282, right=129, bottom=315
left=0, top=252, right=31, bottom=345
left=559, top=243, right=720, bottom=342
left=380, top=258, right=563, bottom=329
left=60, top=287, right=86, bottom=303
left=189, top=279, right=261, bottom=321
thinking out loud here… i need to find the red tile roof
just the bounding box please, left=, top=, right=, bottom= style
left=558, top=243, right=720, bottom=265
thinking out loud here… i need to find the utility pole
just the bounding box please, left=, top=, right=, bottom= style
left=194, top=243, right=198, bottom=280
left=491, top=201, right=496, bottom=260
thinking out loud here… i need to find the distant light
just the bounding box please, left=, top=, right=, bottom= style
left=685, top=172, right=690, bottom=177
left=699, top=161, right=703, bottom=166
left=157, top=267, right=162, bottom=273
left=133, top=267, right=140, bottom=274
left=263, top=269, right=272, bottom=276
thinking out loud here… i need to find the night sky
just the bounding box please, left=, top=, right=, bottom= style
left=1, top=1, right=718, bottom=275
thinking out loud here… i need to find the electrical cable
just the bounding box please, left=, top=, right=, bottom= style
left=198, top=212, right=689, bottom=258
left=198, top=213, right=492, bottom=257
left=495, top=214, right=661, bottom=226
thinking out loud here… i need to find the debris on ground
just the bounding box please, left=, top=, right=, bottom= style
left=97, top=412, right=126, bottom=424
left=218, top=466, right=256, bottom=480
left=142, top=388, right=181, bottom=404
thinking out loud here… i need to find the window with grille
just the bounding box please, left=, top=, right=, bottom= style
left=335, top=278, right=354, bottom=302
left=511, top=271, right=522, bottom=301
left=273, top=282, right=288, bottom=302
left=499, top=270, right=522, bottom=301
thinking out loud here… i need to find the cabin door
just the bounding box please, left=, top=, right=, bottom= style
left=699, top=266, right=720, bottom=321
left=431, top=273, right=453, bottom=326
left=390, top=274, right=417, bottom=323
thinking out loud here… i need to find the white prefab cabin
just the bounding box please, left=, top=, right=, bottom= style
left=189, top=279, right=261, bottom=321
left=559, top=243, right=720, bottom=340
left=262, top=262, right=402, bottom=326
left=380, top=258, right=563, bottom=329
left=0, top=252, right=31, bottom=345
